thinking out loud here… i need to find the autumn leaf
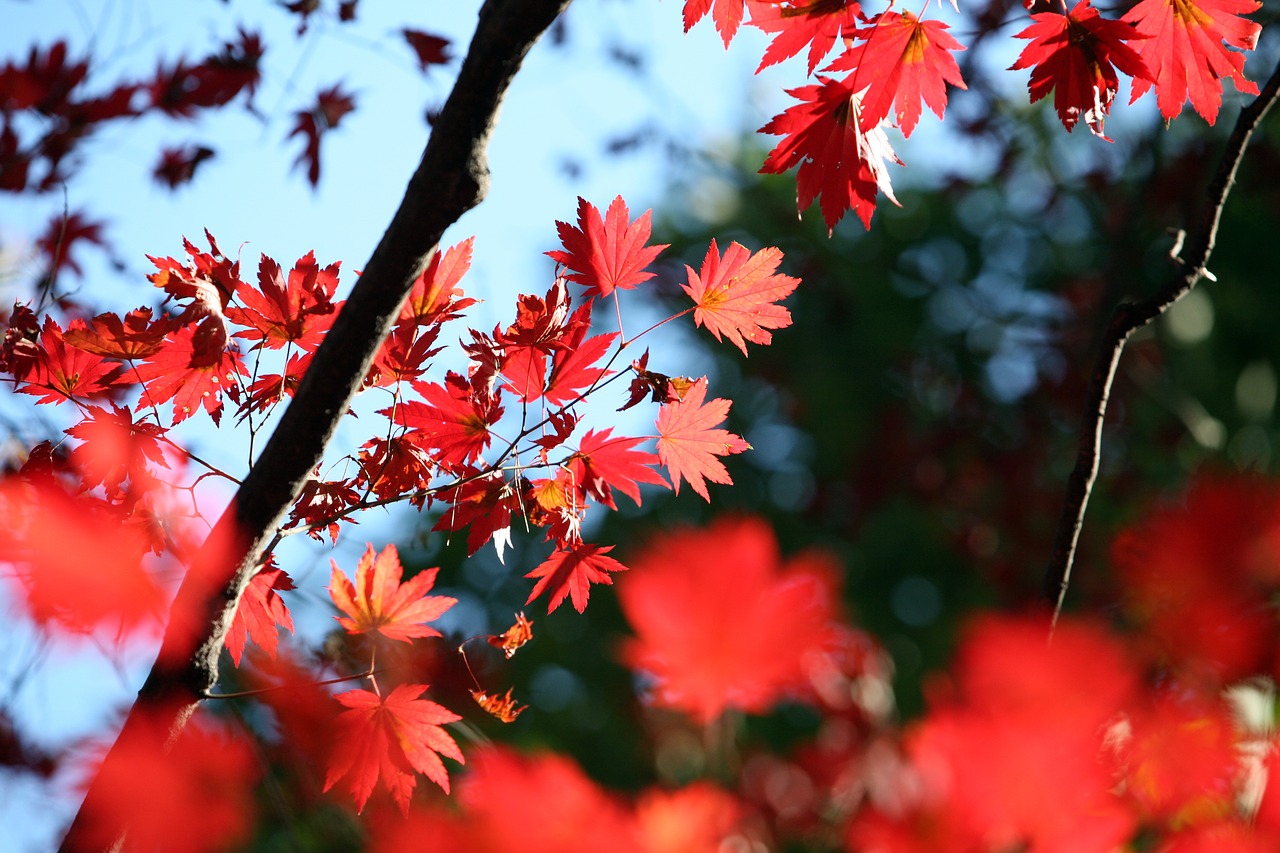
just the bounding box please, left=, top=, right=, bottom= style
left=18, top=317, right=122, bottom=404
left=681, top=239, right=799, bottom=354
left=62, top=307, right=169, bottom=359
left=655, top=377, right=750, bottom=501
left=226, top=251, right=341, bottom=352
left=568, top=427, right=669, bottom=510
left=760, top=75, right=903, bottom=232
left=683, top=0, right=747, bottom=46
left=225, top=564, right=295, bottom=666
left=525, top=542, right=628, bottom=613
left=471, top=688, right=527, bottom=723
left=400, top=237, right=477, bottom=326
left=290, top=83, right=356, bottom=185
left=1010, top=0, right=1152, bottom=139
left=747, top=0, right=862, bottom=75
left=403, top=29, right=451, bottom=73
left=399, top=371, right=504, bottom=470
left=1123, top=0, right=1260, bottom=123
left=328, top=543, right=456, bottom=642
left=324, top=684, right=464, bottom=813
left=35, top=210, right=105, bottom=278
left=618, top=516, right=841, bottom=722
left=546, top=196, right=668, bottom=300
left=65, top=403, right=169, bottom=498
left=824, top=11, right=967, bottom=138
left=486, top=612, right=534, bottom=658
left=135, top=324, right=249, bottom=426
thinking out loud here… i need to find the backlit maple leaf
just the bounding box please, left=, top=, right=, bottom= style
left=399, top=371, right=503, bottom=470
left=135, top=324, right=248, bottom=426
left=747, top=0, right=862, bottom=75
left=18, top=317, right=122, bottom=404
left=328, top=543, right=456, bottom=642
left=227, top=251, right=340, bottom=351
left=225, top=564, right=295, bottom=666
left=486, top=612, right=534, bottom=658
left=681, top=239, right=799, bottom=355
left=62, top=307, right=169, bottom=359
left=824, top=11, right=967, bottom=138
left=567, top=427, right=669, bottom=509
left=1010, top=1, right=1152, bottom=139
left=1123, top=0, right=1260, bottom=123
left=684, top=0, right=747, bottom=45
left=400, top=237, right=476, bottom=326
left=546, top=195, right=668, bottom=299
left=760, top=75, right=903, bottom=232
left=324, top=684, right=464, bottom=813
left=544, top=303, right=617, bottom=407
left=65, top=403, right=169, bottom=498
left=655, top=378, right=750, bottom=501
left=525, top=542, right=628, bottom=613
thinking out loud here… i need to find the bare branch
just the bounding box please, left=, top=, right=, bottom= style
left=1043, top=59, right=1280, bottom=627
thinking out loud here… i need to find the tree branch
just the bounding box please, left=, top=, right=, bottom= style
left=59, top=1, right=572, bottom=849
left=1042, top=60, right=1280, bottom=627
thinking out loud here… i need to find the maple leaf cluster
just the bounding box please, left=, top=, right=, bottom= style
left=0, top=194, right=801, bottom=816
left=683, top=0, right=1263, bottom=231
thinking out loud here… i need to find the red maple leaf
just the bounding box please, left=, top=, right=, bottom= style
left=618, top=516, right=840, bottom=722
left=62, top=307, right=170, bottom=359
left=17, top=317, right=122, bottom=404
left=399, top=372, right=504, bottom=470
left=747, top=0, right=862, bottom=75
left=328, top=543, right=456, bottom=642
left=400, top=238, right=476, bottom=325
left=567, top=427, right=668, bottom=510
left=544, top=303, right=616, bottom=407
left=225, top=564, right=294, bottom=666
left=681, top=239, right=799, bottom=354
left=147, top=232, right=240, bottom=334
left=135, top=324, right=248, bottom=426
left=366, top=322, right=441, bottom=387
left=35, top=210, right=105, bottom=278
left=760, top=75, right=903, bottom=232
left=324, top=683, right=464, bottom=813
left=289, top=476, right=360, bottom=543
left=0, top=478, right=166, bottom=637
left=546, top=196, right=669, bottom=300
left=153, top=144, right=215, bottom=188
left=433, top=472, right=521, bottom=558
left=1123, top=0, right=1260, bottom=123
left=655, top=377, right=750, bottom=501
left=403, top=29, right=452, bottom=73
left=290, top=83, right=356, bottom=186
left=636, top=783, right=745, bottom=853
left=227, top=251, right=340, bottom=351
left=355, top=434, right=433, bottom=501
left=65, top=403, right=169, bottom=499
left=496, top=277, right=578, bottom=402
left=824, top=11, right=967, bottom=138
left=525, top=542, right=628, bottom=613
left=683, top=0, right=748, bottom=46
left=1010, top=1, right=1152, bottom=139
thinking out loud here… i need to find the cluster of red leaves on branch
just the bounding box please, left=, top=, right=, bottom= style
left=686, top=0, right=1263, bottom=230
left=0, top=194, right=800, bottom=818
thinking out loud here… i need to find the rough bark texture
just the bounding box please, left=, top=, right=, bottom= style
left=59, top=1, right=573, bottom=849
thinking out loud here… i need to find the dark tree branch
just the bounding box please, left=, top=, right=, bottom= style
left=59, top=1, right=572, bottom=849
left=1043, top=59, right=1280, bottom=627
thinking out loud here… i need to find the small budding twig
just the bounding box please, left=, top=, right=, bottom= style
left=1042, top=58, right=1280, bottom=629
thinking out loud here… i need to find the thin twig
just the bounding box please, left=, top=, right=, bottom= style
left=1043, top=60, right=1280, bottom=628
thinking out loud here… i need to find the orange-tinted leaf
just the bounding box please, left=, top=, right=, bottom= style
left=655, top=377, right=750, bottom=501
left=546, top=196, right=668, bottom=300
left=324, top=683, right=464, bottom=813
left=471, top=687, right=527, bottom=723
left=486, top=612, right=534, bottom=658
left=63, top=307, right=169, bottom=359
left=400, top=238, right=476, bottom=326
left=525, top=542, right=627, bottom=613
left=681, top=239, right=798, bottom=354
left=636, top=782, right=746, bottom=853
left=328, top=543, right=456, bottom=642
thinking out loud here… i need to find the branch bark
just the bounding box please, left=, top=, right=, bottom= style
left=59, top=1, right=572, bottom=849
left=1042, top=59, right=1280, bottom=626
